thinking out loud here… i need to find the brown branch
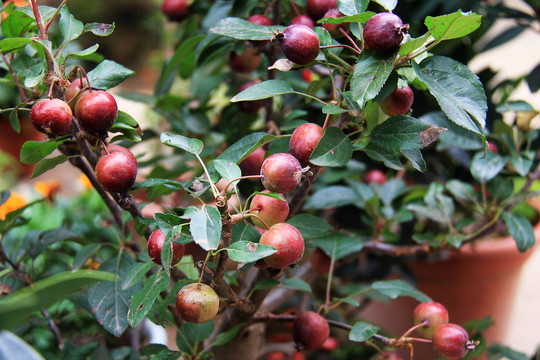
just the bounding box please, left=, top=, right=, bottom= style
left=41, top=309, right=65, bottom=349
left=30, top=0, right=47, bottom=40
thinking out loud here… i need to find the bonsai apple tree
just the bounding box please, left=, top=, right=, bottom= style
left=0, top=0, right=538, bottom=360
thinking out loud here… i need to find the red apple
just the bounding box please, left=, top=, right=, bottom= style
left=95, top=149, right=138, bottom=193
left=413, top=301, right=449, bottom=339
left=380, top=86, right=414, bottom=116
left=261, top=153, right=303, bottom=194
left=289, top=122, right=324, bottom=167
left=260, top=223, right=304, bottom=268
left=147, top=228, right=185, bottom=266
left=239, top=147, right=265, bottom=176
left=30, top=98, right=73, bottom=136
left=75, top=90, right=118, bottom=134
left=65, top=77, right=89, bottom=112
left=176, top=283, right=219, bottom=323
left=433, top=323, right=470, bottom=360
left=249, top=190, right=289, bottom=228
left=292, top=311, right=330, bottom=351
left=161, top=0, right=189, bottom=22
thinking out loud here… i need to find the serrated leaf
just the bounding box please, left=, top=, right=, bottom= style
left=337, top=0, right=369, bottom=15
left=401, top=149, right=426, bottom=172
left=87, top=60, right=134, bottom=90
left=303, top=185, right=359, bottom=210
left=128, top=269, right=170, bottom=328
left=20, top=140, right=65, bottom=164
left=470, top=151, right=507, bottom=182
left=0, top=331, right=45, bottom=360
left=30, top=155, right=68, bottom=179
left=369, top=115, right=429, bottom=151
left=160, top=132, right=204, bottom=155
left=0, top=270, right=115, bottom=330
left=283, top=278, right=312, bottom=293
left=140, top=344, right=182, bottom=359
left=371, top=279, right=431, bottom=302
left=349, top=321, right=380, bottom=342
left=503, top=212, right=535, bottom=252
left=413, top=56, right=487, bottom=137
left=319, top=12, right=374, bottom=25
left=131, top=178, right=186, bottom=191
left=59, top=5, right=83, bottom=42
left=210, top=17, right=280, bottom=40
left=425, top=10, right=482, bottom=41
left=230, top=80, right=295, bottom=102
left=310, top=127, right=353, bottom=167
left=352, top=51, right=395, bottom=108
left=226, top=241, right=276, bottom=263
left=231, top=223, right=261, bottom=244
left=189, top=205, right=222, bottom=251
left=88, top=254, right=141, bottom=337
left=83, top=22, right=115, bottom=36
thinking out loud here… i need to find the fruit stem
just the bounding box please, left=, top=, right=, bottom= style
left=399, top=320, right=428, bottom=338
left=195, top=154, right=220, bottom=198
left=320, top=44, right=360, bottom=55
left=321, top=241, right=337, bottom=314
left=339, top=28, right=362, bottom=54
left=242, top=212, right=271, bottom=231
left=197, top=252, right=212, bottom=289
left=322, top=113, right=331, bottom=129
left=223, top=175, right=264, bottom=195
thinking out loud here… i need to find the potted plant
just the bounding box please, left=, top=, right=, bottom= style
left=0, top=0, right=538, bottom=360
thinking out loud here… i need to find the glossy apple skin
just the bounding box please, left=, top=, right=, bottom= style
left=161, top=0, right=189, bottom=22
left=176, top=283, right=219, bottom=323
left=375, top=351, right=404, bottom=360
left=95, top=150, right=138, bottom=193
left=261, top=153, right=303, bottom=194
left=322, top=8, right=349, bottom=37
left=363, top=12, right=407, bottom=53
left=30, top=98, right=73, bottom=136
left=413, top=301, right=449, bottom=339
left=433, top=323, right=470, bottom=360
left=65, top=78, right=89, bottom=112
left=305, top=0, right=337, bottom=20
left=380, top=86, right=414, bottom=116
left=229, top=48, right=262, bottom=73
left=289, top=122, right=324, bottom=167
left=363, top=169, right=387, bottom=184
left=250, top=190, right=289, bottom=228
left=239, top=147, right=265, bottom=176
left=291, top=14, right=315, bottom=28
left=292, top=311, right=329, bottom=351
left=260, top=223, right=305, bottom=268
left=279, top=24, right=320, bottom=65
left=75, top=90, right=118, bottom=134
left=147, top=228, right=185, bottom=266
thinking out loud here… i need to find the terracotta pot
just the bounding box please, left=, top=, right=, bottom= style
left=358, top=219, right=540, bottom=360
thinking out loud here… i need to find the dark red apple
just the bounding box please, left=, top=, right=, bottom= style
left=147, top=228, right=185, bottom=266
left=261, top=153, right=303, bottom=194
left=30, top=98, right=73, bottom=136
left=289, top=122, right=324, bottom=167
left=239, top=147, right=265, bottom=176
left=305, top=0, right=337, bottom=21
left=413, top=301, right=449, bottom=339
left=363, top=12, right=408, bottom=53
left=278, top=24, right=320, bottom=65
left=161, top=0, right=189, bottom=22
left=75, top=90, right=118, bottom=134
left=95, top=150, right=138, bottom=193
left=229, top=48, right=262, bottom=73
left=65, top=77, right=89, bottom=112
left=248, top=14, right=273, bottom=47
left=433, top=323, right=470, bottom=360
left=292, top=311, right=330, bottom=351
left=176, top=283, right=219, bottom=323
left=309, top=247, right=332, bottom=274
left=291, top=14, right=315, bottom=28
left=322, top=8, right=349, bottom=38
left=249, top=190, right=289, bottom=228
left=259, top=223, right=305, bottom=268
left=380, top=86, right=414, bottom=116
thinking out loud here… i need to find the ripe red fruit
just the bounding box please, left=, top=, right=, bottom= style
left=363, top=12, right=408, bottom=53
left=161, top=0, right=189, bottom=22
left=75, top=90, right=118, bottom=134
left=289, top=122, right=324, bottom=167
left=176, top=283, right=219, bottom=323
left=229, top=48, right=262, bottom=73
left=147, top=228, right=185, bottom=266
left=260, top=223, right=305, bottom=268
left=261, top=153, right=303, bottom=194
left=249, top=190, right=289, bottom=228
left=363, top=169, right=387, bottom=184
left=413, top=301, right=449, bottom=339
left=248, top=14, right=273, bottom=47
left=291, top=14, right=315, bottom=28
left=30, top=98, right=73, bottom=136
left=95, top=149, right=138, bottom=193
left=322, top=8, right=349, bottom=38
left=278, top=24, right=320, bottom=65
left=239, top=147, right=265, bottom=176
left=309, top=247, right=332, bottom=274
left=380, top=86, right=414, bottom=116
left=305, top=0, right=337, bottom=20
left=375, top=351, right=404, bottom=360
left=292, top=311, right=330, bottom=351
left=238, top=82, right=266, bottom=113
left=320, top=336, right=339, bottom=352
left=65, top=78, right=89, bottom=112
left=433, top=323, right=470, bottom=360
left=487, top=141, right=498, bottom=153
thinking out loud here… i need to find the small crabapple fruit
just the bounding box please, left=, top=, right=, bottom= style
left=289, top=122, right=324, bottom=167
left=75, top=90, right=118, bottom=134
left=147, top=228, right=185, bottom=266
left=277, top=24, right=320, bottom=65
left=363, top=169, right=387, bottom=184
left=305, top=0, right=337, bottom=20
left=249, top=190, right=289, bottom=228
left=30, top=98, right=73, bottom=136
left=433, top=323, right=470, bottom=360
left=175, top=283, right=219, bottom=323
left=292, top=311, right=330, bottom=351
left=259, top=223, right=305, bottom=268
left=261, top=153, right=303, bottom=194
left=95, top=148, right=138, bottom=193
left=380, top=86, right=414, bottom=116
left=363, top=12, right=408, bottom=53
left=413, top=301, right=449, bottom=339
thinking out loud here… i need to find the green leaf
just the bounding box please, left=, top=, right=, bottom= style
left=214, top=159, right=241, bottom=185
left=87, top=60, right=134, bottom=90
left=132, top=178, right=186, bottom=191
left=0, top=38, right=33, bottom=52
left=122, top=262, right=152, bottom=291
left=0, top=270, right=115, bottom=330
left=230, top=80, right=294, bottom=102
left=128, top=269, right=170, bottom=328
left=253, top=279, right=280, bottom=291
left=337, top=0, right=370, bottom=15
left=371, top=279, right=431, bottom=302
left=66, top=44, right=100, bottom=58
left=210, top=17, right=280, bottom=40
left=445, top=179, right=477, bottom=202
left=310, top=127, right=353, bottom=167
left=351, top=51, right=395, bottom=108
left=413, top=56, right=487, bottom=137
left=209, top=323, right=245, bottom=347
left=30, top=155, right=69, bottom=179
left=283, top=278, right=312, bottom=293
left=470, top=151, right=507, bottom=182
left=88, top=254, right=141, bottom=337
left=176, top=322, right=214, bottom=355
left=189, top=205, right=222, bottom=251
left=217, top=132, right=278, bottom=164
left=348, top=321, right=380, bottom=342
left=372, top=0, right=397, bottom=11
left=20, top=140, right=65, bottom=164
left=425, top=10, right=482, bottom=41
left=1, top=7, right=34, bottom=38
left=509, top=152, right=534, bottom=177
left=8, top=110, right=20, bottom=134
left=83, top=22, right=115, bottom=36
left=401, top=149, right=426, bottom=172
left=369, top=115, right=430, bottom=152
left=24, top=229, right=84, bottom=259
left=312, top=232, right=365, bottom=260
left=231, top=223, right=261, bottom=244
left=140, top=344, right=182, bottom=359
left=322, top=104, right=348, bottom=115
left=226, top=241, right=277, bottom=263
left=419, top=111, right=483, bottom=151
left=399, top=32, right=432, bottom=56
left=486, top=343, right=529, bottom=360
left=160, top=132, right=204, bottom=155
left=287, top=214, right=333, bottom=239
left=0, top=331, right=45, bottom=360
left=59, top=5, right=83, bottom=42
left=503, top=212, right=535, bottom=252
left=73, top=244, right=102, bottom=270
left=303, top=185, right=359, bottom=210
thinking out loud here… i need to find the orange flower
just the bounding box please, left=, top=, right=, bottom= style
left=79, top=174, right=93, bottom=190
left=0, top=192, right=27, bottom=220
left=33, top=180, right=61, bottom=201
